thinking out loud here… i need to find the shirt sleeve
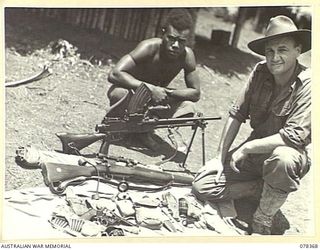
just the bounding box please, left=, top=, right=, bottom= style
left=279, top=77, right=311, bottom=149
left=229, top=68, right=256, bottom=123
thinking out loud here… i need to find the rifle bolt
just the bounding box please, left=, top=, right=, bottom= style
left=92, top=194, right=100, bottom=200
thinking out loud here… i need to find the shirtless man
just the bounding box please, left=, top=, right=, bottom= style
left=107, top=9, right=200, bottom=150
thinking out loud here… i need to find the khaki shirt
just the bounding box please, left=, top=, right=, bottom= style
left=229, top=61, right=311, bottom=150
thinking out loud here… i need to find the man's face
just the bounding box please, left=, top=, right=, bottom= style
left=162, top=25, right=190, bottom=60
left=265, top=36, right=301, bottom=76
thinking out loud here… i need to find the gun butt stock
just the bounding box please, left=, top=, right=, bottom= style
left=56, top=132, right=106, bottom=154
left=41, top=162, right=106, bottom=184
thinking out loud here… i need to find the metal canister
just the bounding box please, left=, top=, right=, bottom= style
left=178, top=198, right=188, bottom=218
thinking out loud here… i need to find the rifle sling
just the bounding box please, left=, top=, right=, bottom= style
left=53, top=176, right=191, bottom=195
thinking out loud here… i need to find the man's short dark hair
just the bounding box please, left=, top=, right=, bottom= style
left=164, top=8, right=194, bottom=31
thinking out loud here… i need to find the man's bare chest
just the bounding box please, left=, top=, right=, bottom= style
left=132, top=60, right=184, bottom=86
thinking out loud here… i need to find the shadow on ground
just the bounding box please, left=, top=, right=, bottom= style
left=108, top=133, right=187, bottom=165
left=235, top=198, right=290, bottom=235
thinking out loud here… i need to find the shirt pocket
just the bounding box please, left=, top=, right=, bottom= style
left=249, top=104, right=269, bottom=125
left=272, top=98, right=292, bottom=117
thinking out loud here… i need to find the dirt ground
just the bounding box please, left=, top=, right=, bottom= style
left=4, top=8, right=313, bottom=235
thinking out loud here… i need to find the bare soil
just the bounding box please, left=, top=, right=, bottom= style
left=4, top=8, right=313, bottom=235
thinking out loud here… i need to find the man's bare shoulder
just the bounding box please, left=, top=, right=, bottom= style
left=136, top=38, right=162, bottom=52
left=129, top=38, right=161, bottom=62
left=142, top=37, right=162, bottom=44
left=184, top=47, right=197, bottom=69
left=129, top=38, right=161, bottom=61
left=185, top=46, right=195, bottom=56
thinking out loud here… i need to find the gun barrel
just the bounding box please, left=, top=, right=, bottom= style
left=154, top=116, right=221, bottom=127
left=96, top=116, right=221, bottom=133
left=111, top=165, right=194, bottom=185
left=157, top=116, right=221, bottom=123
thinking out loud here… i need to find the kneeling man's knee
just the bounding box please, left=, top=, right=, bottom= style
left=263, top=146, right=308, bottom=193
left=271, top=146, right=303, bottom=166
left=191, top=177, right=227, bottom=202
left=107, top=86, right=129, bottom=105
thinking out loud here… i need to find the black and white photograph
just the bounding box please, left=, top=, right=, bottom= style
left=2, top=4, right=316, bottom=242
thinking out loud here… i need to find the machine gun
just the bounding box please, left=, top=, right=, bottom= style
left=56, top=83, right=221, bottom=167
left=56, top=114, right=220, bottom=167
left=41, top=154, right=194, bottom=195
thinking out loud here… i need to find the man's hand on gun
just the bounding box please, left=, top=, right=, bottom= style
left=145, top=83, right=168, bottom=103
left=194, top=157, right=224, bottom=184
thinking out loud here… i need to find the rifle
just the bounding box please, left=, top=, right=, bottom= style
left=41, top=154, right=194, bottom=195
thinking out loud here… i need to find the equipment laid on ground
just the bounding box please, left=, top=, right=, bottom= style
left=14, top=147, right=245, bottom=236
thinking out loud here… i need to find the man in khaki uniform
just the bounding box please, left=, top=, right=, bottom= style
left=192, top=15, right=311, bottom=235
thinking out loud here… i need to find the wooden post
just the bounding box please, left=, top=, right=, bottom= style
left=45, top=8, right=51, bottom=18
left=131, top=9, right=141, bottom=40
left=156, top=8, right=167, bottom=37
left=124, top=9, right=132, bottom=39
left=231, top=7, right=247, bottom=48
left=81, top=9, right=88, bottom=27
left=86, top=8, right=93, bottom=28
left=115, top=9, right=124, bottom=38
left=128, top=10, right=136, bottom=40
left=139, top=8, right=148, bottom=40
left=145, top=8, right=155, bottom=38
left=98, top=9, right=107, bottom=31
left=104, top=9, right=113, bottom=33
left=91, top=9, right=100, bottom=29
left=75, top=9, right=82, bottom=26
left=66, top=8, right=73, bottom=24
left=188, top=8, right=199, bottom=48
left=39, top=8, right=45, bottom=17
left=109, top=9, right=118, bottom=35
left=253, top=7, right=264, bottom=33
left=152, top=8, right=161, bottom=37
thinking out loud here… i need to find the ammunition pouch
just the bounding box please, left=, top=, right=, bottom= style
left=134, top=196, right=163, bottom=230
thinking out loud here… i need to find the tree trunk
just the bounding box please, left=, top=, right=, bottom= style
left=231, top=7, right=247, bottom=48
left=253, top=7, right=264, bottom=33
